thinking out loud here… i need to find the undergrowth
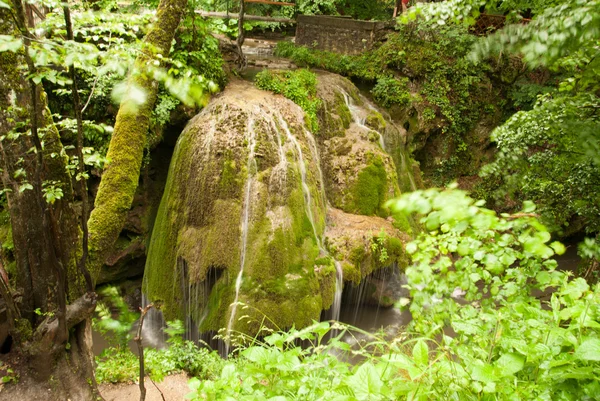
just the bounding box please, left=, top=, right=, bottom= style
left=95, top=320, right=224, bottom=383
left=275, top=20, right=495, bottom=137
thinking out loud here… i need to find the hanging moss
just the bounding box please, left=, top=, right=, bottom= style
left=341, top=261, right=361, bottom=285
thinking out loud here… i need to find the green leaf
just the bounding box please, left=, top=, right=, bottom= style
left=412, top=340, right=428, bottom=366
left=495, top=353, right=525, bottom=376
left=241, top=346, right=269, bottom=363
left=0, top=35, right=22, bottom=53
left=406, top=242, right=418, bottom=254
left=19, top=183, right=33, bottom=192
left=575, top=339, right=600, bottom=362
left=550, top=241, right=566, bottom=255
left=471, top=364, right=497, bottom=383
left=0, top=0, right=10, bottom=8
left=348, top=362, right=383, bottom=400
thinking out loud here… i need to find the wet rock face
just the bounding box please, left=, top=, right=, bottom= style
left=315, top=74, right=401, bottom=217
left=144, top=74, right=418, bottom=337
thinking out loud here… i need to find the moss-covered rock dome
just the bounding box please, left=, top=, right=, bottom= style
left=144, top=75, right=418, bottom=338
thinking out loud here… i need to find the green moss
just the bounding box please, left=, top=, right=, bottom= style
left=341, top=261, right=361, bottom=285
left=383, top=237, right=406, bottom=266
left=349, top=245, right=366, bottom=266
left=317, top=264, right=336, bottom=309
left=317, top=92, right=351, bottom=139
left=365, top=110, right=386, bottom=132
left=335, top=92, right=352, bottom=129
left=88, top=0, right=188, bottom=281
left=219, top=152, right=241, bottom=197
left=351, top=157, right=388, bottom=216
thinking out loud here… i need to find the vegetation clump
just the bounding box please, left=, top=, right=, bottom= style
left=254, top=69, right=321, bottom=132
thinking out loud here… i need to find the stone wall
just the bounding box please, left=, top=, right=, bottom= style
left=295, top=15, right=391, bottom=55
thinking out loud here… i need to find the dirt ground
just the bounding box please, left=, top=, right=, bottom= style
left=99, top=373, right=192, bottom=401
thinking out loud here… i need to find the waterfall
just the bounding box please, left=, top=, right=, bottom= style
left=338, top=87, right=419, bottom=193
left=399, top=151, right=418, bottom=192
left=276, top=113, right=344, bottom=323
left=339, top=89, right=386, bottom=151
left=225, top=116, right=257, bottom=353
left=303, top=127, right=327, bottom=205
left=140, top=294, right=167, bottom=349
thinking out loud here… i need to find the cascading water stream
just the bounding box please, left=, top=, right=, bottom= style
left=399, top=151, right=418, bottom=192
left=339, top=89, right=386, bottom=151
left=303, top=127, right=327, bottom=205
left=225, top=117, right=257, bottom=354
left=339, top=88, right=418, bottom=193
left=276, top=113, right=344, bottom=322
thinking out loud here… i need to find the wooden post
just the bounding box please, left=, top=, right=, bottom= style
left=236, top=0, right=246, bottom=68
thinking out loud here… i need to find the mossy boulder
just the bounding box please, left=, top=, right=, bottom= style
left=324, top=208, right=409, bottom=288
left=314, top=74, right=402, bottom=217
left=144, top=80, right=329, bottom=336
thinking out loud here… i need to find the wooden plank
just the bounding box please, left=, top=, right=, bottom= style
left=244, top=0, right=295, bottom=6
left=195, top=10, right=296, bottom=23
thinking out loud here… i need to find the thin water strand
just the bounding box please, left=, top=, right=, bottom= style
left=225, top=116, right=257, bottom=353
left=339, top=88, right=386, bottom=151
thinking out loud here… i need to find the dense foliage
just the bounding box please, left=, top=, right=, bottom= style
left=408, top=0, right=598, bottom=236
left=197, top=0, right=396, bottom=21
left=96, top=322, right=224, bottom=383
left=276, top=20, right=496, bottom=137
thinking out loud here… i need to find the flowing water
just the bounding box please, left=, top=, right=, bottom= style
left=339, top=88, right=386, bottom=151
left=225, top=117, right=257, bottom=355
left=275, top=113, right=345, bottom=322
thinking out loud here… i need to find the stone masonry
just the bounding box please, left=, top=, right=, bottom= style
left=295, top=15, right=392, bottom=55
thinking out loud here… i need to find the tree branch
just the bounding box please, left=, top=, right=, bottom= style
left=135, top=304, right=153, bottom=401
left=63, top=2, right=93, bottom=293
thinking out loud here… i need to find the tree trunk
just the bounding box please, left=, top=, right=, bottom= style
left=87, top=0, right=189, bottom=282
left=0, top=0, right=80, bottom=339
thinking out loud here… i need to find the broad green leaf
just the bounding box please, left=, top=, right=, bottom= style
left=241, top=346, right=269, bottom=363
left=19, top=183, right=33, bottom=192
left=471, top=364, right=498, bottom=383
left=574, top=339, right=600, bottom=362
left=406, top=242, right=418, bottom=254
left=495, top=353, right=525, bottom=376
left=412, top=340, right=428, bottom=366
left=348, top=362, right=382, bottom=400
left=550, top=241, right=566, bottom=255
left=0, top=35, right=22, bottom=53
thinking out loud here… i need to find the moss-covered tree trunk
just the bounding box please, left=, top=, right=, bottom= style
left=87, top=0, right=188, bottom=282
